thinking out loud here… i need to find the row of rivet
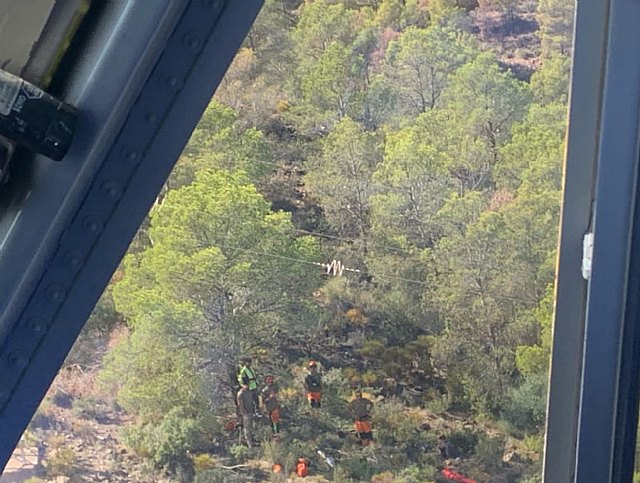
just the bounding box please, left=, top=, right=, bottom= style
left=0, top=0, right=228, bottom=410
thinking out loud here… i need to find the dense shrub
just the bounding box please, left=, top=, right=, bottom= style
left=475, top=434, right=505, bottom=469
left=448, top=429, right=479, bottom=456
left=44, top=433, right=76, bottom=478
left=122, top=407, right=211, bottom=478
left=503, top=373, right=547, bottom=431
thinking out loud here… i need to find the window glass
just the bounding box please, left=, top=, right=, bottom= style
left=13, top=1, right=575, bottom=481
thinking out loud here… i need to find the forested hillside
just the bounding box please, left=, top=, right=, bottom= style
left=16, top=1, right=575, bottom=482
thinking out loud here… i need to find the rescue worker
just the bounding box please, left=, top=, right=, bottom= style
left=347, top=389, right=374, bottom=446
left=304, top=361, right=322, bottom=409
left=238, top=357, right=260, bottom=415
left=296, top=457, right=310, bottom=477
left=438, top=434, right=460, bottom=460
left=261, top=375, right=281, bottom=434
left=237, top=383, right=256, bottom=447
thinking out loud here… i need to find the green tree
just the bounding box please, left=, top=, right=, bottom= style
left=496, top=102, right=566, bottom=192
left=373, top=0, right=429, bottom=30
left=515, top=286, right=554, bottom=378
left=298, top=42, right=365, bottom=123
left=106, top=170, right=322, bottom=423
left=385, top=25, right=477, bottom=114
left=291, top=0, right=357, bottom=61
left=537, top=0, right=575, bottom=58
left=429, top=208, right=520, bottom=412
left=305, top=117, right=381, bottom=247
left=530, top=53, right=571, bottom=106
left=173, top=102, right=272, bottom=187
left=289, top=1, right=364, bottom=129
left=443, top=53, right=531, bottom=176
left=245, top=0, right=298, bottom=77
left=504, top=287, right=554, bottom=431
left=371, top=116, right=453, bottom=248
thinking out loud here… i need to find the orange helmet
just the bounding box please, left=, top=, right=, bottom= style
left=308, top=360, right=317, bottom=367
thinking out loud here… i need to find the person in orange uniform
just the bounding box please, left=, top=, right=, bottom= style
left=348, top=389, right=374, bottom=446
left=296, top=457, right=310, bottom=477
left=261, top=375, right=281, bottom=434
left=304, top=361, right=322, bottom=409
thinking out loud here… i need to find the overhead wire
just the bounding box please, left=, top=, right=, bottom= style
left=191, top=159, right=542, bottom=303
left=221, top=243, right=429, bottom=286
left=294, top=229, right=417, bottom=256
left=220, top=243, right=544, bottom=305
left=208, top=156, right=469, bottom=255
left=207, top=155, right=462, bottom=207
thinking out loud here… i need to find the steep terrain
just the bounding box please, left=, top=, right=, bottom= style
left=5, top=0, right=573, bottom=482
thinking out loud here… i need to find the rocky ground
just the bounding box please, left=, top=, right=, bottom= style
left=471, top=4, right=541, bottom=80
left=2, top=366, right=172, bottom=483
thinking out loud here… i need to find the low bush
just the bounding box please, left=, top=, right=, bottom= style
left=121, top=407, right=213, bottom=479
left=229, top=444, right=252, bottom=463
left=192, top=453, right=218, bottom=472
left=448, top=429, right=479, bottom=456
left=46, top=447, right=76, bottom=478
left=475, top=434, right=505, bottom=469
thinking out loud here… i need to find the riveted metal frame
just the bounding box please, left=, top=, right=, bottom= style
left=574, top=0, right=640, bottom=480
left=543, top=0, right=608, bottom=480
left=0, top=0, right=263, bottom=469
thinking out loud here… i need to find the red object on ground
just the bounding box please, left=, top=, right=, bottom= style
left=441, top=467, right=477, bottom=483
left=296, top=458, right=309, bottom=477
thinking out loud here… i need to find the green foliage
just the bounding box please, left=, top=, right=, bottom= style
left=85, top=284, right=120, bottom=334
left=85, top=2, right=575, bottom=481
left=497, top=102, right=566, bottom=192
left=530, top=54, right=571, bottom=105
left=475, top=434, right=505, bottom=469
left=515, top=285, right=554, bottom=378
left=289, top=0, right=364, bottom=128
left=372, top=111, right=453, bottom=248
left=448, top=429, right=479, bottom=456
left=385, top=24, right=477, bottom=114
left=537, top=0, right=574, bottom=57
left=121, top=408, right=211, bottom=478
left=46, top=447, right=77, bottom=478
left=65, top=286, right=119, bottom=369
left=101, top=322, right=209, bottom=422
left=229, top=444, right=252, bottom=463
left=523, top=433, right=544, bottom=457
left=373, top=398, right=424, bottom=445
left=291, top=1, right=356, bottom=59
left=374, top=0, right=429, bottom=30
left=394, top=465, right=438, bottom=482
left=105, top=169, right=322, bottom=425
left=358, top=336, right=434, bottom=383
left=305, top=117, right=381, bottom=241
left=299, top=42, right=365, bottom=122
left=192, top=453, right=218, bottom=472
left=444, top=52, right=532, bottom=170
left=503, top=372, right=548, bottom=432
left=176, top=102, right=272, bottom=186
